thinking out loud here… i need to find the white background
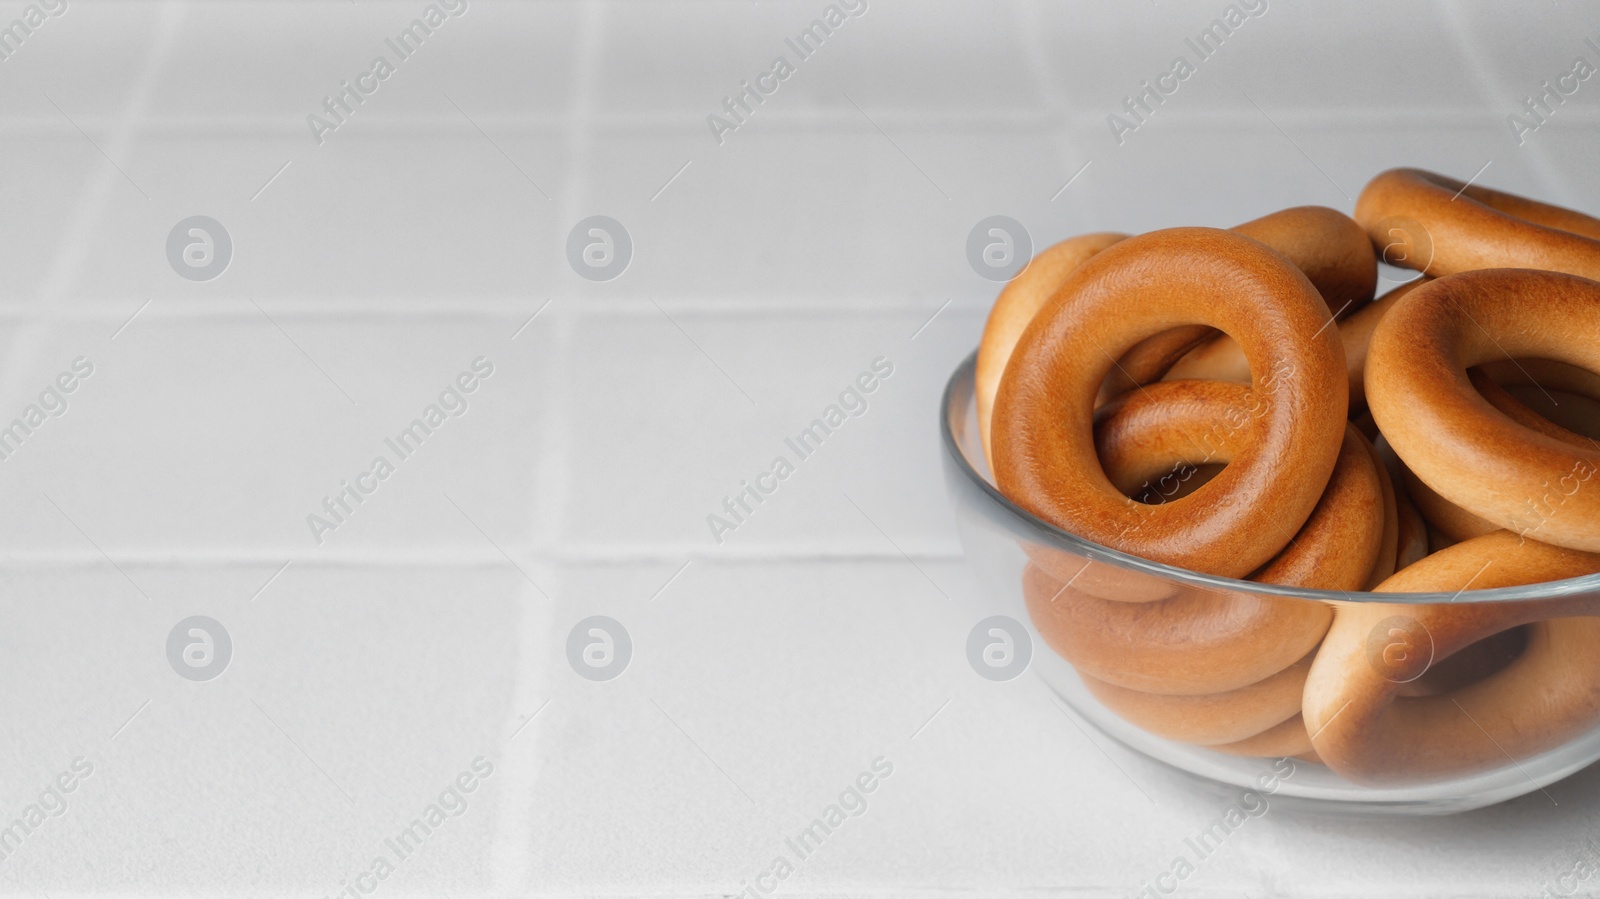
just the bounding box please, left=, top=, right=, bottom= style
left=2, top=0, right=1599, bottom=896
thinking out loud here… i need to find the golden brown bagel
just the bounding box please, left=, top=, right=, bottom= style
left=976, top=232, right=1128, bottom=460
left=1367, top=269, right=1600, bottom=551
left=1235, top=205, right=1378, bottom=317
left=993, top=228, right=1349, bottom=578
left=1304, top=531, right=1600, bottom=784
left=1397, top=366, right=1599, bottom=541
left=1355, top=167, right=1600, bottom=280
left=1079, top=651, right=1315, bottom=746
left=1023, top=561, right=1329, bottom=695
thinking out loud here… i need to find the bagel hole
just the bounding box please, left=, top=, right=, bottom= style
left=1471, top=358, right=1600, bottom=440
left=1132, top=463, right=1226, bottom=505
left=1503, top=385, right=1600, bottom=440
left=1393, top=625, right=1529, bottom=698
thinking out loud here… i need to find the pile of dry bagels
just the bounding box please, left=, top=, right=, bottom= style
left=979, top=168, right=1600, bottom=784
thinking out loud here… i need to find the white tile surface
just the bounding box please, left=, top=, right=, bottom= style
left=552, top=304, right=976, bottom=555
left=5, top=0, right=1600, bottom=896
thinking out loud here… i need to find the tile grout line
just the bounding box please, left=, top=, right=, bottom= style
left=0, top=295, right=998, bottom=323
left=0, top=297, right=996, bottom=319
left=489, top=0, right=607, bottom=890
left=1, top=106, right=1585, bottom=134
left=0, top=3, right=186, bottom=431
left=0, top=547, right=968, bottom=569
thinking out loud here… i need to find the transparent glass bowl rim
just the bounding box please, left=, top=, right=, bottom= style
left=942, top=349, right=1600, bottom=606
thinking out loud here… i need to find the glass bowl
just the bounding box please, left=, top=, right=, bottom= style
left=940, top=350, right=1600, bottom=813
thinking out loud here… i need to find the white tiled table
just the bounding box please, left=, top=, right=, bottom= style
left=3, top=2, right=1599, bottom=895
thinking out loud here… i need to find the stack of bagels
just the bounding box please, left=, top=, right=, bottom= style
left=978, top=168, right=1600, bottom=784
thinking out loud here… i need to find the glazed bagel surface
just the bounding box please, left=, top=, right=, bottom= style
left=992, top=227, right=1348, bottom=578
left=1355, top=167, right=1600, bottom=280
left=1366, top=269, right=1600, bottom=551
left=1304, top=532, right=1600, bottom=784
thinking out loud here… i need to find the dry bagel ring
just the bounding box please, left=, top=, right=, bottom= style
left=1394, top=365, right=1597, bottom=543
left=972, top=214, right=1366, bottom=455
left=1303, top=531, right=1600, bottom=784
left=1105, top=207, right=1376, bottom=397
left=1355, top=167, right=1600, bottom=280
left=1022, top=561, right=1328, bottom=695
left=1367, top=269, right=1600, bottom=550
left=976, top=232, right=1128, bottom=460
left=1234, top=205, right=1379, bottom=316
left=993, top=227, right=1348, bottom=577
left=1078, top=651, right=1314, bottom=746
left=1094, top=380, right=1384, bottom=591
